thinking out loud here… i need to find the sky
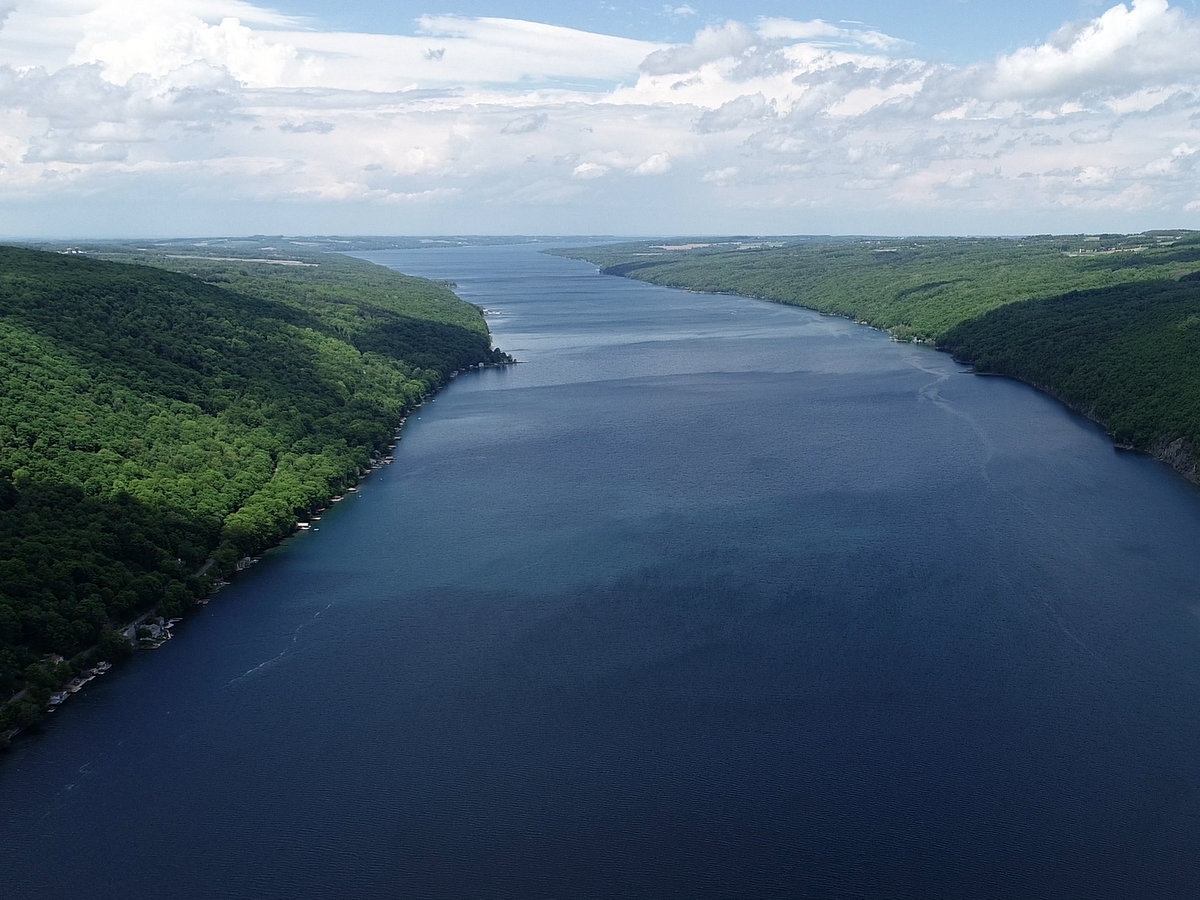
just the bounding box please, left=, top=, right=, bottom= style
left=1, top=0, right=1200, bottom=237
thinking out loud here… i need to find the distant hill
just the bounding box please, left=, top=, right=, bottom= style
left=938, top=275, right=1200, bottom=478
left=559, top=231, right=1200, bottom=480
left=0, top=246, right=509, bottom=738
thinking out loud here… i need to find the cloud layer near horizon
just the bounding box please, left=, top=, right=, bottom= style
left=1, top=0, right=1198, bottom=235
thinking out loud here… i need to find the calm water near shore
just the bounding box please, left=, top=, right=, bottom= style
left=4, top=243, right=1200, bottom=897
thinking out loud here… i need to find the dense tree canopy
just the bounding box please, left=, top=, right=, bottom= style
left=9, top=231, right=1200, bottom=739
left=561, top=231, right=1200, bottom=475
left=938, top=278, right=1200, bottom=452
left=561, top=232, right=1200, bottom=341
left=0, top=245, right=509, bottom=736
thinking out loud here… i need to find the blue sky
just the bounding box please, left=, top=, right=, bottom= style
left=1, top=0, right=1199, bottom=237
left=282, top=1, right=1141, bottom=61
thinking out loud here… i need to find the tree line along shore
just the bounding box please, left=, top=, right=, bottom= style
left=0, top=242, right=512, bottom=744
left=557, top=231, right=1200, bottom=482
left=5, top=230, right=1199, bottom=746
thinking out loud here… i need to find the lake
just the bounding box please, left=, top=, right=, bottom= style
left=3, top=242, right=1200, bottom=898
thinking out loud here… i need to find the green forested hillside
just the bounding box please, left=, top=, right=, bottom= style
left=938, top=275, right=1200, bottom=461
left=560, top=232, right=1200, bottom=477
left=0, top=246, right=508, bottom=735
left=560, top=232, right=1200, bottom=341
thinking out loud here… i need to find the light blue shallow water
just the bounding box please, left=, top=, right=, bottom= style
left=3, top=243, right=1200, bottom=898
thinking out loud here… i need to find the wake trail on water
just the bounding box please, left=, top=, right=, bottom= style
left=905, top=350, right=998, bottom=487
left=227, top=602, right=333, bottom=686
left=906, top=352, right=1137, bottom=733
left=904, top=354, right=1128, bottom=661
left=22, top=602, right=333, bottom=830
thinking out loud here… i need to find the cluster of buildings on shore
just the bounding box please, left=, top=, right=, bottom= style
left=46, top=660, right=113, bottom=710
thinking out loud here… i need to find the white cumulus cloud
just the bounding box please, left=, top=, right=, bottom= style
left=573, top=162, right=608, bottom=179
left=640, top=21, right=759, bottom=76
left=1, top=0, right=1199, bottom=237
left=635, top=152, right=673, bottom=175
left=988, top=0, right=1200, bottom=99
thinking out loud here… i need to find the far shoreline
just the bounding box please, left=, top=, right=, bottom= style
left=579, top=253, right=1200, bottom=491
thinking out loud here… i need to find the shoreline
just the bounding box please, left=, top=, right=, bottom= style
left=0, top=356, right=517, bottom=754
left=596, top=263, right=1200, bottom=491
left=949, top=367, right=1200, bottom=487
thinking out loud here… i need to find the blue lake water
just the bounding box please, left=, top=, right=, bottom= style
left=4, top=243, right=1200, bottom=897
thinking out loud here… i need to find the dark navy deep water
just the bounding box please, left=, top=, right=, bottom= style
left=4, top=243, right=1200, bottom=898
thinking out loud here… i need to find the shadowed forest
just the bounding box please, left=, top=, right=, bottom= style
left=0, top=244, right=510, bottom=737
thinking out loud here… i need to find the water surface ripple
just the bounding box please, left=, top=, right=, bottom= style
left=3, top=243, right=1200, bottom=898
